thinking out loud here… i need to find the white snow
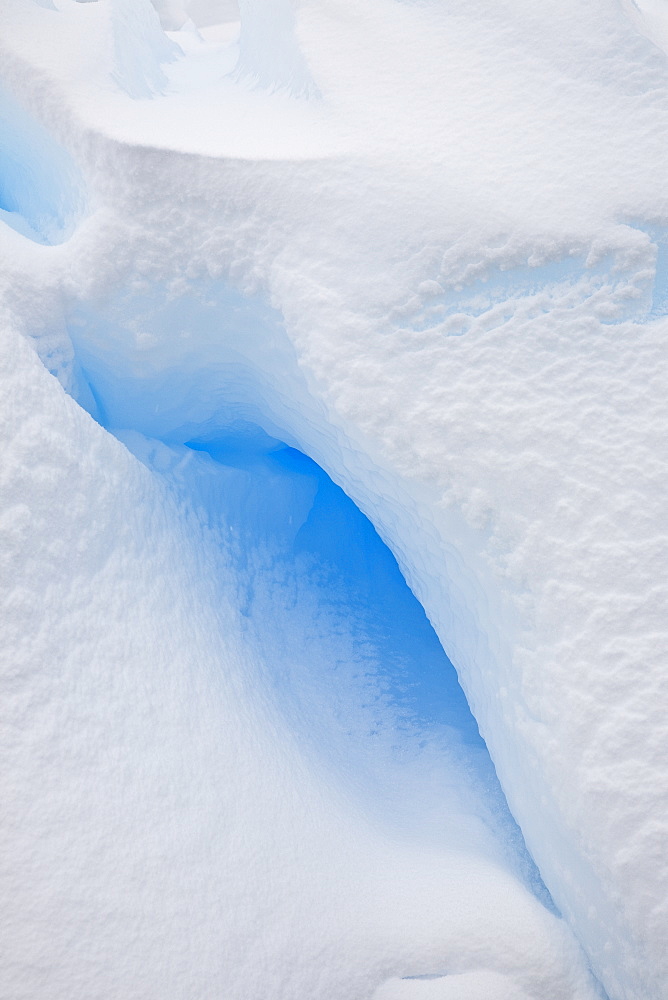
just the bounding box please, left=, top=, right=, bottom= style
left=1, top=1, right=667, bottom=998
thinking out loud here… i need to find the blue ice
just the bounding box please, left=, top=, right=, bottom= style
left=188, top=423, right=484, bottom=739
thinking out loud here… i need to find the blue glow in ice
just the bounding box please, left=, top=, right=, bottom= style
left=189, top=425, right=483, bottom=741
left=175, top=421, right=556, bottom=906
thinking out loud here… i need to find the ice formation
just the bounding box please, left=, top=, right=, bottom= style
left=1, top=1, right=667, bottom=999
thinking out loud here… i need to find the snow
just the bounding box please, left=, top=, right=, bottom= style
left=1, top=1, right=667, bottom=998
left=372, top=970, right=535, bottom=1000
left=0, top=294, right=594, bottom=1000
left=0, top=83, right=83, bottom=243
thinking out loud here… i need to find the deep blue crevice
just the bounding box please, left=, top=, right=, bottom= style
left=64, top=283, right=558, bottom=911
left=189, top=426, right=485, bottom=741
left=180, top=421, right=558, bottom=911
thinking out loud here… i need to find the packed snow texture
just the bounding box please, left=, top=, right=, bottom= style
left=0, top=1, right=667, bottom=999
left=0, top=83, right=83, bottom=243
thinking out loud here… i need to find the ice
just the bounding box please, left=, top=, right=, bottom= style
left=1, top=0, right=667, bottom=998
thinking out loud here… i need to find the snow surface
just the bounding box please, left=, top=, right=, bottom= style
left=1, top=1, right=667, bottom=998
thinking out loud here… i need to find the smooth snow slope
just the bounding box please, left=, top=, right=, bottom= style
left=0, top=0, right=667, bottom=998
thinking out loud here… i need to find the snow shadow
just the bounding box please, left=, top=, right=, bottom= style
left=0, top=85, right=84, bottom=244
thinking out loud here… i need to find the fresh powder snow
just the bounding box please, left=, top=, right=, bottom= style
left=0, top=2, right=666, bottom=999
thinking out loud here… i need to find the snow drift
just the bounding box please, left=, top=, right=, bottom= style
left=1, top=1, right=667, bottom=999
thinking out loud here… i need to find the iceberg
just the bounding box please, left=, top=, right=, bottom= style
left=1, top=1, right=666, bottom=998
